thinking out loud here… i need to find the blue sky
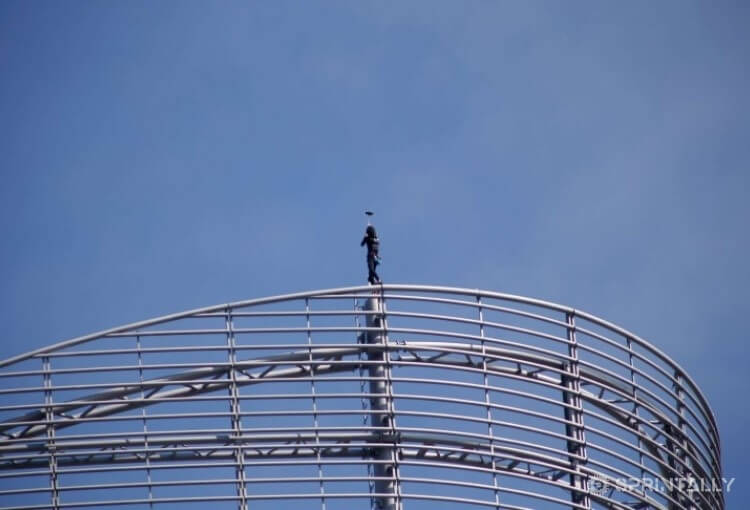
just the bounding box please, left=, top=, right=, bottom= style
left=1, top=1, right=748, bottom=507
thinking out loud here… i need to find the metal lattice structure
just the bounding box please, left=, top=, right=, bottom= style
left=0, top=285, right=722, bottom=510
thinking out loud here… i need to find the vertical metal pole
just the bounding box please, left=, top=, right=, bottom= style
left=136, top=335, right=154, bottom=508
left=626, top=338, right=645, bottom=481
left=306, top=298, right=326, bottom=510
left=562, top=312, right=590, bottom=508
left=674, top=370, right=696, bottom=510
left=381, top=294, right=402, bottom=509
left=225, top=308, right=248, bottom=510
left=365, top=293, right=398, bottom=510
left=355, top=298, right=377, bottom=508
left=42, top=356, right=60, bottom=510
left=626, top=335, right=648, bottom=505
left=478, top=296, right=501, bottom=509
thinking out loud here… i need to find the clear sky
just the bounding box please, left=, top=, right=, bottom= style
left=1, top=1, right=748, bottom=507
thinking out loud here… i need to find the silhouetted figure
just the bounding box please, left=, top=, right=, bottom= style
left=360, top=225, right=381, bottom=284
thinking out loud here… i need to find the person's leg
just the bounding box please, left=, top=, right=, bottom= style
left=371, top=258, right=380, bottom=283
left=367, top=257, right=376, bottom=284
left=372, top=257, right=380, bottom=283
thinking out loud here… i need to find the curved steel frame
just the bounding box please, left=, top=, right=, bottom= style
left=0, top=285, right=722, bottom=510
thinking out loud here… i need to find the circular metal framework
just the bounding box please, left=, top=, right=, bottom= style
left=0, top=285, right=721, bottom=510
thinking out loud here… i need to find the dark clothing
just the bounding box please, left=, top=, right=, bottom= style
left=360, top=235, right=380, bottom=257
left=360, top=234, right=381, bottom=284
left=367, top=254, right=380, bottom=285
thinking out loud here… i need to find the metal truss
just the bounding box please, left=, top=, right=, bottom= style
left=0, top=285, right=723, bottom=510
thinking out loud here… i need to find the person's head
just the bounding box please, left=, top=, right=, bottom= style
left=366, top=225, right=376, bottom=237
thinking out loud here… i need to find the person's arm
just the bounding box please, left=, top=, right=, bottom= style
left=360, top=236, right=367, bottom=247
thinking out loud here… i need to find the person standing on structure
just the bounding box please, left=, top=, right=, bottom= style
left=360, top=223, right=381, bottom=285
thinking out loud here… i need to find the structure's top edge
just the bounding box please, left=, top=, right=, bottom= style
left=0, top=283, right=718, bottom=437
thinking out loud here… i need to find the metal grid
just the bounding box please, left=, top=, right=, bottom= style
left=0, top=285, right=722, bottom=510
